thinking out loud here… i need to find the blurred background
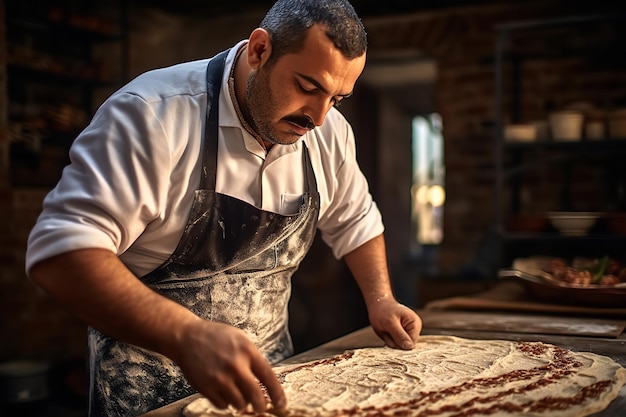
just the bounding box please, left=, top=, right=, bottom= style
left=1, top=0, right=625, bottom=415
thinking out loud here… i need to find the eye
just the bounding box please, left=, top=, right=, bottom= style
left=333, top=93, right=352, bottom=109
left=296, top=81, right=316, bottom=94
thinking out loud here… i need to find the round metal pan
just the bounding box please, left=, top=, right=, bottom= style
left=498, top=269, right=626, bottom=308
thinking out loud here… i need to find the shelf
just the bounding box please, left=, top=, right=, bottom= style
left=504, top=139, right=626, bottom=150
left=499, top=233, right=626, bottom=266
left=4, top=1, right=128, bottom=188
left=501, top=140, right=626, bottom=177
left=493, top=13, right=626, bottom=272
left=501, top=233, right=625, bottom=242
left=6, top=1, right=123, bottom=40
left=8, top=63, right=121, bottom=87
left=8, top=18, right=123, bottom=42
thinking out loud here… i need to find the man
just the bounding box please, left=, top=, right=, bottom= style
left=25, top=0, right=422, bottom=416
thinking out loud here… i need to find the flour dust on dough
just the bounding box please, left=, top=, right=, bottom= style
left=183, top=335, right=626, bottom=417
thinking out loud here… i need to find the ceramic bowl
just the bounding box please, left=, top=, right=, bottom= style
left=548, top=212, right=600, bottom=236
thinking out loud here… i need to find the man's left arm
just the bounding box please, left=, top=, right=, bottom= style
left=343, top=234, right=422, bottom=349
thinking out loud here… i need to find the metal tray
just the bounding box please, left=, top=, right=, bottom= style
left=498, top=268, right=626, bottom=308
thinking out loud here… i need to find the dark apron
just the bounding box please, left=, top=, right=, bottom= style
left=87, top=49, right=320, bottom=417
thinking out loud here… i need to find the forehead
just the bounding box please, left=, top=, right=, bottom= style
left=274, top=25, right=366, bottom=94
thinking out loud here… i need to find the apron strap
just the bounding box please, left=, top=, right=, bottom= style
left=201, top=48, right=230, bottom=191
left=301, top=142, right=319, bottom=202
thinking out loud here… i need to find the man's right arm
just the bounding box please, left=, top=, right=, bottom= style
left=29, top=248, right=286, bottom=412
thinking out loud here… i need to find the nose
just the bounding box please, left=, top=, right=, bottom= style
left=303, top=96, right=334, bottom=127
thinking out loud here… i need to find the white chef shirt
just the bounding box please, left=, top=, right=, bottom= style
left=25, top=41, right=384, bottom=278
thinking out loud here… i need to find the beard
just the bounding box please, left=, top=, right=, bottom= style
left=245, top=66, right=314, bottom=145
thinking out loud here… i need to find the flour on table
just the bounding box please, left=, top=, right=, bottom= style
left=183, top=335, right=626, bottom=417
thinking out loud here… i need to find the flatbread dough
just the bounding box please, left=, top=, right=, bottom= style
left=183, top=335, right=626, bottom=417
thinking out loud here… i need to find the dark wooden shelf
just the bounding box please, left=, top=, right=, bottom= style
left=493, top=14, right=626, bottom=273
left=8, top=63, right=121, bottom=87
left=5, top=1, right=128, bottom=188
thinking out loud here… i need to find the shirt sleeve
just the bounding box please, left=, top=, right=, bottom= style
left=25, top=92, right=172, bottom=274
left=314, top=111, right=385, bottom=259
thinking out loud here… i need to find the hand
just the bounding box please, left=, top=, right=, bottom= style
left=368, top=298, right=422, bottom=350
left=173, top=319, right=286, bottom=413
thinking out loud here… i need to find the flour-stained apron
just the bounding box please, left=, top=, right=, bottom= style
left=87, top=49, right=320, bottom=417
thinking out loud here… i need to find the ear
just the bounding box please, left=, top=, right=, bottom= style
left=247, top=28, right=273, bottom=69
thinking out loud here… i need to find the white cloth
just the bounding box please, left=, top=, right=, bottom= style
left=25, top=41, right=384, bottom=278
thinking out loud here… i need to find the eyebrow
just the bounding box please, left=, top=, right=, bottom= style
left=296, top=73, right=354, bottom=98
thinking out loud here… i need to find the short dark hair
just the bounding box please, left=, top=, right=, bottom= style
left=260, top=0, right=367, bottom=64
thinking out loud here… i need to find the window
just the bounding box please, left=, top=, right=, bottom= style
left=411, top=113, right=445, bottom=245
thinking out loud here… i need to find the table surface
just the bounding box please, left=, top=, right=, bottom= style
left=140, top=309, right=626, bottom=417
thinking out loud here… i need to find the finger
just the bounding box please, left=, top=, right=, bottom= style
left=384, top=320, right=415, bottom=350
left=394, top=330, right=415, bottom=350
left=235, top=368, right=269, bottom=413
left=213, top=376, right=247, bottom=411
left=205, top=388, right=228, bottom=410
left=403, top=314, right=423, bottom=343
left=377, top=331, right=398, bottom=349
left=251, top=353, right=286, bottom=410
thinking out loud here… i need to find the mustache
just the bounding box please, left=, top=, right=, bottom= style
left=284, top=116, right=315, bottom=130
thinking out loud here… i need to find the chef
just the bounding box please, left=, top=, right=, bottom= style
left=25, top=0, right=422, bottom=416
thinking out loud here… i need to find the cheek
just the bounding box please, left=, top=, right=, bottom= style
left=273, top=90, right=306, bottom=118
left=268, top=75, right=305, bottom=115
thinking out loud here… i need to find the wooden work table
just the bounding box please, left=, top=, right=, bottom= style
left=141, top=300, right=626, bottom=417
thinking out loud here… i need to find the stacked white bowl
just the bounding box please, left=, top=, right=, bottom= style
left=549, top=111, right=584, bottom=141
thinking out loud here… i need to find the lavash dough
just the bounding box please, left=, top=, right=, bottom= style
left=183, top=335, right=626, bottom=417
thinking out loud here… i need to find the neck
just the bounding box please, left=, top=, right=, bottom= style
left=229, top=45, right=274, bottom=152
